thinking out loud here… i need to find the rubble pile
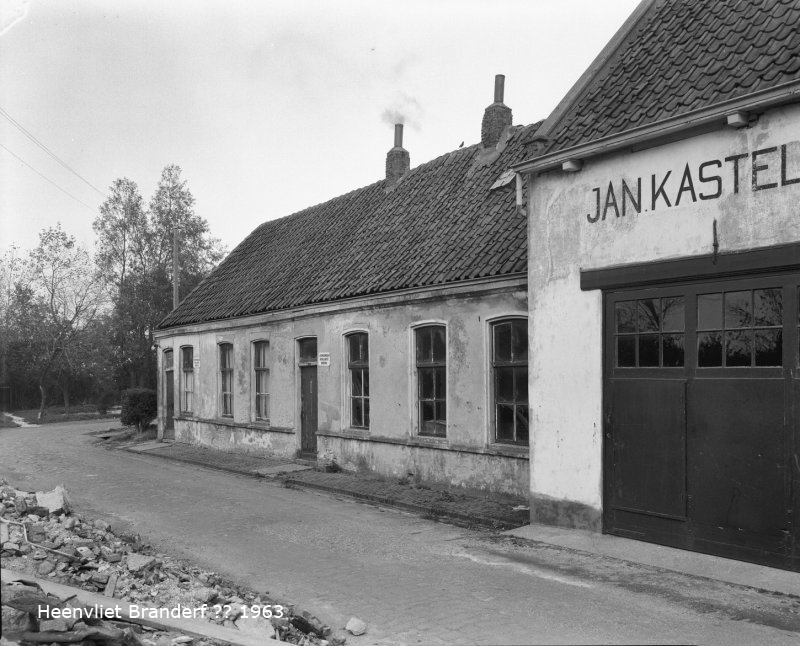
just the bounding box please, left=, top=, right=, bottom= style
left=1, top=482, right=347, bottom=646
left=2, top=578, right=196, bottom=645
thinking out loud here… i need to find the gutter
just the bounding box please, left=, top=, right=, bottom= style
left=155, top=272, right=528, bottom=338
left=512, top=79, right=800, bottom=175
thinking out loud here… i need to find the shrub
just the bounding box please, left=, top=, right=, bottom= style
left=120, top=388, right=157, bottom=434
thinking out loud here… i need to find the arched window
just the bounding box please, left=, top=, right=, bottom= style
left=253, top=341, right=269, bottom=421
left=492, top=319, right=528, bottom=444
left=415, top=325, right=446, bottom=437
left=347, top=333, right=369, bottom=428
left=219, top=343, right=234, bottom=417
left=180, top=347, right=194, bottom=413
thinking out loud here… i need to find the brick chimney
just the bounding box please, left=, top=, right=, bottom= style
left=481, top=74, right=512, bottom=148
left=385, top=123, right=410, bottom=184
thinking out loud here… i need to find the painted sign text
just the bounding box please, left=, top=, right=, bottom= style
left=586, top=142, right=800, bottom=224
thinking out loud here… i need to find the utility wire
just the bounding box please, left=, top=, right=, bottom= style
left=0, top=142, right=97, bottom=212
left=0, top=105, right=106, bottom=198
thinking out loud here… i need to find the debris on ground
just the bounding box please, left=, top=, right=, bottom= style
left=2, top=577, right=177, bottom=645
left=0, top=481, right=346, bottom=646
left=344, top=617, right=367, bottom=636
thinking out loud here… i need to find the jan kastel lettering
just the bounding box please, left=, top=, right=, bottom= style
left=586, top=141, right=800, bottom=224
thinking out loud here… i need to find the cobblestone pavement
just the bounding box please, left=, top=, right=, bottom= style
left=1, top=420, right=799, bottom=646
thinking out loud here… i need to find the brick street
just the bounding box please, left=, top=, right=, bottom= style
left=1, top=419, right=798, bottom=645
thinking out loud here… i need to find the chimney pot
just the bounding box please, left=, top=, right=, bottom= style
left=494, top=74, right=505, bottom=104
left=394, top=123, right=404, bottom=148
left=481, top=74, right=512, bottom=149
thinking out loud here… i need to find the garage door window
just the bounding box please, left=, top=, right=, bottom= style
left=697, top=288, right=782, bottom=367
left=615, top=297, right=685, bottom=367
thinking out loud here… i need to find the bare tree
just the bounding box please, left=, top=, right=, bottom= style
left=25, top=225, right=106, bottom=419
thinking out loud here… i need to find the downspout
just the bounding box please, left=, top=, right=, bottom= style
left=516, top=168, right=534, bottom=524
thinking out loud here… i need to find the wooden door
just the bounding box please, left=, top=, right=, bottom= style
left=298, top=338, right=318, bottom=454
left=300, top=366, right=318, bottom=452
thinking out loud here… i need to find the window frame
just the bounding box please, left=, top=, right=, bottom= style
left=163, top=348, right=174, bottom=420
left=613, top=296, right=687, bottom=369
left=696, top=287, right=783, bottom=368
left=490, top=317, right=529, bottom=446
left=606, top=277, right=788, bottom=381
left=252, top=340, right=270, bottom=423
left=219, top=342, right=234, bottom=418
left=346, top=331, right=370, bottom=430
left=180, top=346, right=194, bottom=414
left=414, top=323, right=447, bottom=438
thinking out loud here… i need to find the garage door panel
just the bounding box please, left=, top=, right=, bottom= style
left=611, top=379, right=686, bottom=519
left=688, top=378, right=787, bottom=542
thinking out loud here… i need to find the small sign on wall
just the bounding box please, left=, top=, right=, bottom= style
left=193, top=359, right=200, bottom=369
left=318, top=352, right=331, bottom=367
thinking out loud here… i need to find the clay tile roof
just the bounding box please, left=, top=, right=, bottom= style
left=158, top=123, right=541, bottom=329
left=542, top=0, right=800, bottom=155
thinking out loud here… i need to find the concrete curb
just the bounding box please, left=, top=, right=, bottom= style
left=122, top=445, right=268, bottom=479
left=281, top=477, right=523, bottom=530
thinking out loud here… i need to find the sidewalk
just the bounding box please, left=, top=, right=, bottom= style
left=123, top=440, right=529, bottom=529
left=506, top=524, right=800, bottom=598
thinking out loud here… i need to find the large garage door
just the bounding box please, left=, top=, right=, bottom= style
left=604, top=273, right=798, bottom=571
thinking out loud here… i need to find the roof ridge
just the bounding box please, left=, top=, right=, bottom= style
left=158, top=120, right=541, bottom=329
left=533, top=0, right=800, bottom=158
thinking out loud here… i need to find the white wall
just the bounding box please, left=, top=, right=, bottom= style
left=527, top=104, right=800, bottom=521
left=156, top=283, right=530, bottom=495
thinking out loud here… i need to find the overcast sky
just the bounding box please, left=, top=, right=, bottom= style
left=0, top=0, right=640, bottom=255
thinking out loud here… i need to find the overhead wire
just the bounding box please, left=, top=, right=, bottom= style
left=0, top=142, right=98, bottom=212
left=0, top=104, right=106, bottom=198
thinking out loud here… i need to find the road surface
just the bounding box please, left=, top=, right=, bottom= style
left=1, top=419, right=797, bottom=645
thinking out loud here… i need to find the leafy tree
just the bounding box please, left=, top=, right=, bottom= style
left=93, top=165, right=225, bottom=391
left=94, top=178, right=148, bottom=292
left=51, top=314, right=116, bottom=413
left=0, top=246, right=24, bottom=410
left=94, top=178, right=151, bottom=389
left=3, top=280, right=45, bottom=409
left=148, top=164, right=225, bottom=295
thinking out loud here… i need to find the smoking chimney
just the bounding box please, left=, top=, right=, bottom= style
left=481, top=74, right=512, bottom=148
left=385, top=123, right=410, bottom=185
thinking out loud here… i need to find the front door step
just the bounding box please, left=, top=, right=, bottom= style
left=295, top=451, right=317, bottom=465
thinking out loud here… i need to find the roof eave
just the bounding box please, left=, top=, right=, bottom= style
left=155, top=272, right=528, bottom=335
left=512, top=79, right=800, bottom=175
